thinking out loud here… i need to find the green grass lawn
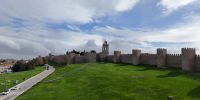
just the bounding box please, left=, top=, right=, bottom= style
left=17, top=63, right=200, bottom=100
left=0, top=67, right=43, bottom=92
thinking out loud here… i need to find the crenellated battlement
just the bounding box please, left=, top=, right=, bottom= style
left=181, top=48, right=196, bottom=55
left=182, top=48, right=195, bottom=51
left=157, top=48, right=167, bottom=50
left=156, top=48, right=167, bottom=68
left=141, top=53, right=156, bottom=56
left=195, top=55, right=200, bottom=71
left=195, top=55, right=200, bottom=63
left=196, top=54, right=200, bottom=58
left=45, top=41, right=200, bottom=72
left=157, top=48, right=167, bottom=55
left=132, top=49, right=141, bottom=56
left=167, top=54, right=181, bottom=57
left=181, top=48, right=196, bottom=71
left=132, top=49, right=141, bottom=52
left=114, top=51, right=121, bottom=55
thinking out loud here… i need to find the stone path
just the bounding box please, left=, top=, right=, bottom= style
left=0, top=66, right=55, bottom=100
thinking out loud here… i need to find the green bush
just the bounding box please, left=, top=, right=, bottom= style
left=12, top=60, right=35, bottom=72
left=12, top=56, right=46, bottom=72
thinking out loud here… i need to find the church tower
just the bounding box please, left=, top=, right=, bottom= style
left=102, top=41, right=109, bottom=55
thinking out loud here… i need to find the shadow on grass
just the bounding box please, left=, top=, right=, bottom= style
left=104, top=63, right=131, bottom=67
left=116, top=63, right=131, bottom=66
left=157, top=71, right=184, bottom=78
left=187, top=86, right=200, bottom=98
left=156, top=69, right=200, bottom=82
left=135, top=64, right=157, bottom=71
left=51, top=62, right=200, bottom=81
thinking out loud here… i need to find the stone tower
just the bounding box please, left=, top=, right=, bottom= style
left=102, top=41, right=109, bottom=55
left=181, top=48, right=196, bottom=71
left=157, top=48, right=167, bottom=68
left=132, top=49, right=141, bottom=65
left=113, top=51, right=121, bottom=63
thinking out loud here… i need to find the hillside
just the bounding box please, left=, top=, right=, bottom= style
left=17, top=63, right=200, bottom=100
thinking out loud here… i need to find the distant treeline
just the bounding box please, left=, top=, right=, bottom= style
left=66, top=50, right=96, bottom=55
left=12, top=56, right=47, bottom=72
left=12, top=50, right=96, bottom=72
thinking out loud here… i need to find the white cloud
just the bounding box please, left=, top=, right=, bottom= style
left=76, top=40, right=101, bottom=52
left=115, top=0, right=139, bottom=11
left=1, top=13, right=200, bottom=59
left=0, top=24, right=104, bottom=59
left=91, top=14, right=200, bottom=54
left=159, top=0, right=196, bottom=14
left=0, top=0, right=139, bottom=24
left=141, top=14, right=200, bottom=43
left=1, top=0, right=200, bottom=58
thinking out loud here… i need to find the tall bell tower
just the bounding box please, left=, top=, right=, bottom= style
left=102, top=41, right=109, bottom=55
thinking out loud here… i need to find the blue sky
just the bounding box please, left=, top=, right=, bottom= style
left=0, top=0, right=200, bottom=59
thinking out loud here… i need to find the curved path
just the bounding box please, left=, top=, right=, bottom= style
left=0, top=66, right=55, bottom=100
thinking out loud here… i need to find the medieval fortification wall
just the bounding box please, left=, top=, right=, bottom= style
left=48, top=41, right=200, bottom=72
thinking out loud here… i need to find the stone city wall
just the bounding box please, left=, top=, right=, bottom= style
left=166, top=54, right=181, bottom=68
left=51, top=53, right=96, bottom=64
left=121, top=54, right=133, bottom=64
left=106, top=55, right=114, bottom=62
left=195, top=55, right=200, bottom=71
left=103, top=48, right=200, bottom=71
left=74, top=56, right=86, bottom=63
left=52, top=55, right=68, bottom=64
left=140, top=53, right=157, bottom=65
left=48, top=47, right=200, bottom=72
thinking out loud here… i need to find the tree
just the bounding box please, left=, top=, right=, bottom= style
left=80, top=52, right=85, bottom=56
left=90, top=50, right=96, bottom=53
left=43, top=57, right=48, bottom=64
left=71, top=50, right=80, bottom=54
left=12, top=59, right=37, bottom=72
left=35, top=56, right=44, bottom=66
left=12, top=60, right=26, bottom=72
left=25, top=61, right=35, bottom=70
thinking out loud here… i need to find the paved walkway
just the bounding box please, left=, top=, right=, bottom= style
left=0, top=66, right=55, bottom=100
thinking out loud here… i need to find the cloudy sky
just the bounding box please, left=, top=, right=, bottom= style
left=0, top=0, right=200, bottom=59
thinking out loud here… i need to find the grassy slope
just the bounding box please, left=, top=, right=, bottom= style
left=0, top=67, right=43, bottom=92
left=17, top=63, right=200, bottom=100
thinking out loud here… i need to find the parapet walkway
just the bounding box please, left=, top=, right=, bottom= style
left=0, top=66, right=55, bottom=100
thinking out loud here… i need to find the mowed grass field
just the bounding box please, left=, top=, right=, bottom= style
left=17, top=63, right=200, bottom=100
left=0, top=67, right=43, bottom=92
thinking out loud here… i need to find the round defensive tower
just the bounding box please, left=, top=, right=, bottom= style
left=113, top=51, right=121, bottom=63
left=132, top=49, right=141, bottom=65
left=157, top=48, right=167, bottom=68
left=181, top=48, right=196, bottom=71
